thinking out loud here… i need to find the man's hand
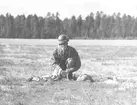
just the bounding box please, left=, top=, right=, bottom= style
left=66, top=69, right=70, bottom=73
left=60, top=70, right=68, bottom=78
left=66, top=68, right=75, bottom=73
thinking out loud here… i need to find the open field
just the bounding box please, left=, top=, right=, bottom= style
left=0, top=39, right=137, bottom=105
left=1, top=39, right=137, bottom=46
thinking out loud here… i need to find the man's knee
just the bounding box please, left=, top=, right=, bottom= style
left=66, top=58, right=75, bottom=68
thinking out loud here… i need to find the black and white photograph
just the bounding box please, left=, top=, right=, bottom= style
left=0, top=0, right=136, bottom=105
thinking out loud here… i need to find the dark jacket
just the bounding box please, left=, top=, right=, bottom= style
left=51, top=45, right=81, bottom=71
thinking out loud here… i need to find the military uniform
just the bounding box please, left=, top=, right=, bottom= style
left=51, top=45, right=81, bottom=80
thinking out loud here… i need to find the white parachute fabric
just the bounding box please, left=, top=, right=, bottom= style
left=50, top=65, right=62, bottom=80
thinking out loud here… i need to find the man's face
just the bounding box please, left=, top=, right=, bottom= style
left=58, top=43, right=68, bottom=50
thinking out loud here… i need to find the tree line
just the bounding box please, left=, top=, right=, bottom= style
left=0, top=11, right=137, bottom=39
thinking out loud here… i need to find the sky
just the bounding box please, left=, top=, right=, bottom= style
left=0, top=0, right=137, bottom=19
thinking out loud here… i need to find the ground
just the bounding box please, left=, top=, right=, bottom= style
left=0, top=39, right=136, bottom=105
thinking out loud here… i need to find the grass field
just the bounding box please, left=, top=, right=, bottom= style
left=0, top=39, right=136, bottom=105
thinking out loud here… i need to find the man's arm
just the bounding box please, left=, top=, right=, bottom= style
left=50, top=49, right=64, bottom=79
left=75, top=51, right=81, bottom=70
left=50, top=49, right=60, bottom=68
left=66, top=49, right=81, bottom=73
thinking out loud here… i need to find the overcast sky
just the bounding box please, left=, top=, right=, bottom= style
left=0, top=0, right=137, bottom=19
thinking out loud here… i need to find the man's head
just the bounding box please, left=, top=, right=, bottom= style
left=58, top=34, right=69, bottom=49
left=58, top=34, right=69, bottom=45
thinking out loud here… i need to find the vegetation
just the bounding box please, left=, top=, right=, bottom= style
left=0, top=12, right=137, bottom=39
left=0, top=41, right=136, bottom=105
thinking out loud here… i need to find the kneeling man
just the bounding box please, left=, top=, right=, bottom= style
left=50, top=34, right=81, bottom=80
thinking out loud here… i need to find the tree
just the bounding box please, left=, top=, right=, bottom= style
left=94, top=11, right=101, bottom=38
left=0, top=15, right=6, bottom=38
left=68, top=16, right=77, bottom=38
left=0, top=11, right=137, bottom=39
left=77, top=15, right=82, bottom=37
left=31, top=14, right=40, bottom=38
left=55, top=12, right=63, bottom=38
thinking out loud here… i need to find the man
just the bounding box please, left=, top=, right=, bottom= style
left=50, top=34, right=81, bottom=80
